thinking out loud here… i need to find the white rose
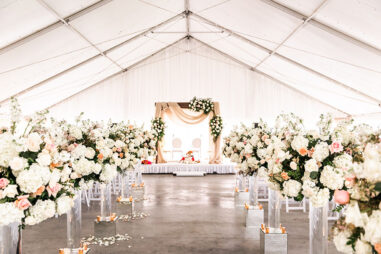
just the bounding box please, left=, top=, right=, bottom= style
left=9, top=157, right=26, bottom=172
left=85, top=147, right=95, bottom=159
left=3, top=184, right=18, bottom=198
left=27, top=133, right=43, bottom=152
left=290, top=161, right=297, bottom=170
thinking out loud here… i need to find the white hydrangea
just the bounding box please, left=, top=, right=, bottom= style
left=363, top=210, right=381, bottom=245
left=72, top=157, right=95, bottom=176
left=291, top=135, right=308, bottom=152
left=309, top=188, right=330, bottom=207
left=354, top=239, right=373, bottom=254
left=0, top=202, right=25, bottom=225
left=361, top=143, right=381, bottom=183
left=333, top=229, right=353, bottom=254
left=320, top=165, right=344, bottom=190
left=312, top=142, right=329, bottom=162
left=302, top=179, right=318, bottom=198
left=333, top=153, right=353, bottom=171
left=36, top=152, right=51, bottom=167
left=305, top=158, right=319, bottom=172
left=71, top=144, right=87, bottom=159
left=69, top=126, right=83, bottom=140
left=100, top=164, right=117, bottom=183
left=16, top=167, right=44, bottom=193
left=56, top=195, right=74, bottom=215
left=25, top=200, right=56, bottom=225
left=282, top=180, right=301, bottom=198
left=345, top=201, right=367, bottom=228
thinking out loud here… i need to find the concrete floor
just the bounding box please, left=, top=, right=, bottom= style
left=23, top=175, right=340, bottom=254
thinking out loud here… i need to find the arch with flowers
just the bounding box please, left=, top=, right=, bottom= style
left=152, top=97, right=223, bottom=164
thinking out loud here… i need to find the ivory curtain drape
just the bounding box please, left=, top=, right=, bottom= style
left=155, top=102, right=222, bottom=164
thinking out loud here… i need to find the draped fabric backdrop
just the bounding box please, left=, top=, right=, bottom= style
left=50, top=39, right=345, bottom=130
left=155, top=102, right=221, bottom=164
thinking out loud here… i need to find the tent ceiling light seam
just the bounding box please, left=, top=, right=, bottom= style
left=191, top=36, right=351, bottom=117
left=36, top=0, right=124, bottom=71
left=46, top=36, right=188, bottom=110
left=260, top=0, right=381, bottom=54
left=0, top=12, right=185, bottom=105
left=0, top=0, right=113, bottom=55
left=191, top=12, right=381, bottom=106
left=253, top=0, right=329, bottom=69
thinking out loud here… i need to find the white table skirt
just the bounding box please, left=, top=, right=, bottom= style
left=137, top=163, right=235, bottom=174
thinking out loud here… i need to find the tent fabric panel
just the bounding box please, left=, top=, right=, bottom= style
left=257, top=55, right=381, bottom=115
left=48, top=39, right=345, bottom=126
left=192, top=0, right=302, bottom=50
left=43, top=0, right=100, bottom=17
left=0, top=25, right=99, bottom=102
left=314, top=0, right=381, bottom=49
left=0, top=0, right=57, bottom=48
left=7, top=57, right=121, bottom=114
left=277, top=23, right=381, bottom=100
left=68, top=0, right=179, bottom=51
left=271, top=0, right=324, bottom=16
left=192, top=33, right=269, bottom=67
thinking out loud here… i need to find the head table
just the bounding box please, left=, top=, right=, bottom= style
left=136, top=163, right=235, bottom=174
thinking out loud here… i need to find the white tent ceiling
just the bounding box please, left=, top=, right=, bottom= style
left=0, top=0, right=380, bottom=119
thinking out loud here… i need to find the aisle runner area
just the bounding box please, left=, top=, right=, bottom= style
left=22, top=175, right=340, bottom=254
left=137, top=163, right=235, bottom=174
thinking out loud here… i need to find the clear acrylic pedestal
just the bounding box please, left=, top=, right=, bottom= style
left=309, top=202, right=328, bottom=254
left=0, top=222, right=20, bottom=254
left=94, top=183, right=116, bottom=238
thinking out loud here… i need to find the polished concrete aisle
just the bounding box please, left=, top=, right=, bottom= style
left=23, top=175, right=340, bottom=253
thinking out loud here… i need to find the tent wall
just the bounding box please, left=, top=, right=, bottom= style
left=49, top=39, right=344, bottom=129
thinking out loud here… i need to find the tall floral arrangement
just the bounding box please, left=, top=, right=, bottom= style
left=0, top=99, right=74, bottom=226
left=301, top=114, right=362, bottom=207
left=222, top=122, right=271, bottom=176
left=332, top=129, right=381, bottom=254
left=265, top=113, right=308, bottom=201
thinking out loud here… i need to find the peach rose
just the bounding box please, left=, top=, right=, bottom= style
left=375, top=243, right=381, bottom=254
left=97, top=153, right=104, bottom=160
left=0, top=178, right=9, bottom=189
left=334, top=190, right=350, bottom=205
left=15, top=195, right=31, bottom=210
left=281, top=172, right=289, bottom=180
left=32, top=186, right=45, bottom=197
left=299, top=148, right=308, bottom=156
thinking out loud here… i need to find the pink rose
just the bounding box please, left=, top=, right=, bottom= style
left=47, top=183, right=62, bottom=197
left=329, top=141, right=343, bottom=154
left=0, top=178, right=9, bottom=189
left=345, top=175, right=356, bottom=188
left=15, top=195, right=31, bottom=210
left=334, top=190, right=350, bottom=205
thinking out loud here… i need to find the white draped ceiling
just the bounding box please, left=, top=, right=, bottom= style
left=0, top=0, right=380, bottom=127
